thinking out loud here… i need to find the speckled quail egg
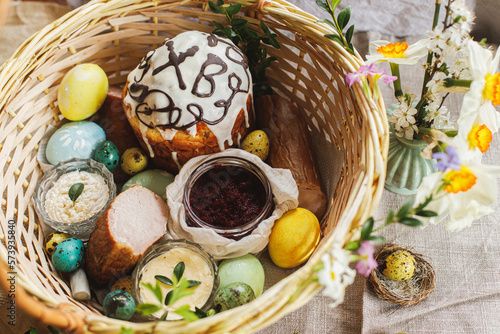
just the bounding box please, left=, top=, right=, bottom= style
left=214, top=282, right=256, bottom=312
left=241, top=130, right=269, bottom=161
left=94, top=140, right=120, bottom=170
left=120, top=147, right=148, bottom=175
left=103, top=290, right=136, bottom=320
left=382, top=251, right=416, bottom=281
left=45, top=232, right=72, bottom=256
left=51, top=237, right=84, bottom=273
left=111, top=276, right=133, bottom=295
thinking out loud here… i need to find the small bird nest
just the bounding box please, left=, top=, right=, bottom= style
left=368, top=244, right=435, bottom=307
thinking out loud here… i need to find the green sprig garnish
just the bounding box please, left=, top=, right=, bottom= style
left=208, top=0, right=280, bottom=84
left=136, top=261, right=208, bottom=321
left=68, top=183, right=84, bottom=203
left=316, top=0, right=355, bottom=55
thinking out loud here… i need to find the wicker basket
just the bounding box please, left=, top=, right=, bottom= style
left=0, top=0, right=388, bottom=332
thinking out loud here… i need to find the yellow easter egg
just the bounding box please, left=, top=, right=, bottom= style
left=241, top=130, right=269, bottom=161
left=268, top=208, right=320, bottom=268
left=382, top=251, right=416, bottom=281
left=57, top=63, right=109, bottom=121
left=120, top=147, right=148, bottom=175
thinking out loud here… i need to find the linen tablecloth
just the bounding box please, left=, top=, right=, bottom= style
left=1, top=1, right=499, bottom=333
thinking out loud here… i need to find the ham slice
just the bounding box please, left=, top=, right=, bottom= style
left=84, top=186, right=168, bottom=286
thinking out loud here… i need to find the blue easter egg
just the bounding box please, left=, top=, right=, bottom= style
left=103, top=290, right=136, bottom=320
left=51, top=237, right=84, bottom=273
left=46, top=121, right=106, bottom=165
left=94, top=140, right=120, bottom=170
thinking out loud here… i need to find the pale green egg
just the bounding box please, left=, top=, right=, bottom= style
left=218, top=254, right=265, bottom=297
left=121, top=169, right=175, bottom=198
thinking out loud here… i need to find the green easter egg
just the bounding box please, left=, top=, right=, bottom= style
left=121, top=169, right=175, bottom=198
left=94, top=140, right=120, bottom=170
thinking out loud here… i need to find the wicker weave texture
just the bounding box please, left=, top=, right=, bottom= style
left=0, top=0, right=388, bottom=332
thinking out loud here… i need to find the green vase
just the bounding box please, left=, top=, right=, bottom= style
left=384, top=106, right=437, bottom=195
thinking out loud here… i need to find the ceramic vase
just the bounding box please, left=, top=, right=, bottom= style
left=385, top=106, right=437, bottom=195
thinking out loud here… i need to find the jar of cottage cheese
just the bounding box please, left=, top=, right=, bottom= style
left=33, top=158, right=116, bottom=239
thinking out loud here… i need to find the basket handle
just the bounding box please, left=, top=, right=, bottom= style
left=0, top=260, right=87, bottom=333
left=245, top=0, right=268, bottom=20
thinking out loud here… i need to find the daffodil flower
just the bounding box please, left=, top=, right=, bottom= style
left=317, top=243, right=356, bottom=307
left=366, top=39, right=428, bottom=65
left=467, top=124, right=493, bottom=153
left=457, top=40, right=500, bottom=138
left=414, top=138, right=500, bottom=232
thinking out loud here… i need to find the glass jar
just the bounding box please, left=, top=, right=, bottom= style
left=131, top=239, right=219, bottom=320
left=183, top=156, right=274, bottom=240
left=33, top=158, right=116, bottom=240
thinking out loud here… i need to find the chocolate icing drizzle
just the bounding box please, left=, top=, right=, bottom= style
left=129, top=33, right=250, bottom=131
left=153, top=41, right=199, bottom=90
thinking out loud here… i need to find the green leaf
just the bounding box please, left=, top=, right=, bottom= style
left=216, top=0, right=224, bottom=5
left=194, top=307, right=208, bottom=318
left=260, top=21, right=271, bottom=36
left=68, top=183, right=84, bottom=203
left=325, top=34, right=344, bottom=46
left=212, top=21, right=225, bottom=30
left=226, top=3, right=242, bottom=16
left=396, top=200, right=413, bottom=219
left=160, top=312, right=169, bottom=321
left=232, top=17, right=248, bottom=33
left=25, top=327, right=38, bottom=334
left=174, top=262, right=185, bottom=282
left=155, top=275, right=173, bottom=286
left=345, top=25, right=354, bottom=43
left=141, top=282, right=163, bottom=303
left=188, top=280, right=201, bottom=288
left=344, top=240, right=360, bottom=251
left=337, top=6, right=351, bottom=30
left=360, top=217, right=374, bottom=241
left=454, top=15, right=462, bottom=23
left=119, top=328, right=133, bottom=334
left=330, top=0, right=343, bottom=10
left=367, top=235, right=386, bottom=243
left=174, top=305, right=199, bottom=321
left=268, top=36, right=280, bottom=49
left=245, top=28, right=259, bottom=39
left=414, top=194, right=433, bottom=212
left=165, top=290, right=174, bottom=306
left=315, top=0, right=330, bottom=13
left=135, top=303, right=162, bottom=316
left=399, top=217, right=425, bottom=227
left=48, top=327, right=61, bottom=334
left=318, top=18, right=336, bottom=28
left=415, top=210, right=438, bottom=217
left=348, top=42, right=355, bottom=55
left=208, top=0, right=224, bottom=13
left=386, top=209, right=395, bottom=224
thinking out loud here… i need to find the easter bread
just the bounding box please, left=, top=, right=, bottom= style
left=256, top=95, right=327, bottom=219
left=122, top=31, right=254, bottom=173
left=84, top=186, right=167, bottom=286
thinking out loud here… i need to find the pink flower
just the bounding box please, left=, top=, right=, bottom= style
left=356, top=241, right=378, bottom=277
left=346, top=63, right=397, bottom=87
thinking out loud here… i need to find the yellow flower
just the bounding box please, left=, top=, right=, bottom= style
left=376, top=42, right=408, bottom=58
left=467, top=124, right=493, bottom=153
left=483, top=73, right=500, bottom=106
left=443, top=166, right=477, bottom=193
left=366, top=39, right=428, bottom=65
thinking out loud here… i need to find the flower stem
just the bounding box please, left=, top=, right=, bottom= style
left=418, top=127, right=458, bottom=137
left=418, top=0, right=442, bottom=121
left=444, top=78, right=472, bottom=88
left=390, top=62, right=403, bottom=98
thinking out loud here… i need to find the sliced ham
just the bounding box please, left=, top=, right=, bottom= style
left=84, top=185, right=168, bottom=286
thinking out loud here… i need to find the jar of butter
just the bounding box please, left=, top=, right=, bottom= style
left=131, top=239, right=218, bottom=320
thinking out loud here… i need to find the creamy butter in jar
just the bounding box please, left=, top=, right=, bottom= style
left=132, top=239, right=218, bottom=320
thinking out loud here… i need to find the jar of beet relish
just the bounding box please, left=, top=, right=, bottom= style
left=183, top=156, right=274, bottom=240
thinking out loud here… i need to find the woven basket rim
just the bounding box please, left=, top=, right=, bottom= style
left=0, top=0, right=389, bottom=332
